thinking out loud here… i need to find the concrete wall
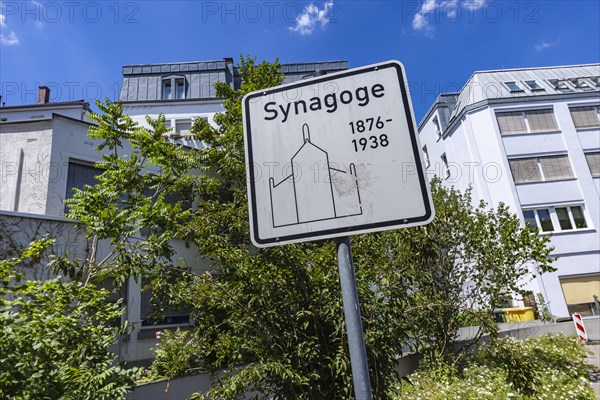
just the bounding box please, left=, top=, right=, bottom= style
left=0, top=210, right=89, bottom=281
left=0, top=116, right=97, bottom=217
left=127, top=374, right=212, bottom=400
left=1, top=120, right=54, bottom=214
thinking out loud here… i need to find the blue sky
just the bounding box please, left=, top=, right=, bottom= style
left=1, top=0, right=599, bottom=121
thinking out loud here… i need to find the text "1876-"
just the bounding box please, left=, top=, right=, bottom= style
left=350, top=116, right=391, bottom=152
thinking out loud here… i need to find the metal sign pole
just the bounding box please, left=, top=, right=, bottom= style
left=336, top=236, right=373, bottom=400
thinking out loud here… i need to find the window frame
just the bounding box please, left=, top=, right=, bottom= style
left=495, top=108, right=559, bottom=135
left=524, top=80, right=545, bottom=92
left=508, top=154, right=575, bottom=184
left=440, top=153, right=450, bottom=179
left=584, top=152, right=600, bottom=178
left=175, top=118, right=192, bottom=136
left=570, top=78, right=595, bottom=91
left=432, top=116, right=442, bottom=141
left=64, top=159, right=104, bottom=213
left=522, top=204, right=590, bottom=234
left=548, top=79, right=575, bottom=93
left=569, top=105, right=600, bottom=130
left=504, top=81, right=524, bottom=93
left=162, top=80, right=172, bottom=100
left=422, top=145, right=430, bottom=168
left=161, top=75, right=187, bottom=100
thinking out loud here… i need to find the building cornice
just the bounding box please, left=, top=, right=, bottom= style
left=120, top=98, right=225, bottom=107
left=0, top=101, right=90, bottom=112
left=441, top=91, right=600, bottom=139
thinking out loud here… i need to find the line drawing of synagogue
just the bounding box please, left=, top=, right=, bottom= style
left=269, top=124, right=363, bottom=228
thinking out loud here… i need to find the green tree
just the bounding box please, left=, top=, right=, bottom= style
left=64, top=56, right=556, bottom=399
left=396, top=181, right=555, bottom=365
left=55, top=98, right=198, bottom=287
left=0, top=238, right=141, bottom=399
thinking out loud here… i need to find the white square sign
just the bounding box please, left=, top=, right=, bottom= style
left=243, top=60, right=434, bottom=247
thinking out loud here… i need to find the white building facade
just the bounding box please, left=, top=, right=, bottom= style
left=418, top=64, right=600, bottom=318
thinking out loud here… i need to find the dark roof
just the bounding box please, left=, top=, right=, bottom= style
left=118, top=59, right=349, bottom=103
left=0, top=100, right=90, bottom=111
left=122, top=60, right=228, bottom=76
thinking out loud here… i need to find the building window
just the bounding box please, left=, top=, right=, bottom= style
left=65, top=160, right=103, bottom=213
left=569, top=106, right=600, bottom=130
left=585, top=152, right=600, bottom=177
left=523, top=205, right=588, bottom=233
left=556, top=207, right=573, bottom=230
left=161, top=76, right=187, bottom=100
left=433, top=116, right=441, bottom=140
left=422, top=145, right=430, bottom=168
left=570, top=78, right=594, bottom=91
left=441, top=153, right=450, bottom=179
left=175, top=79, right=185, bottom=99
left=496, top=111, right=527, bottom=134
left=496, top=109, right=558, bottom=135
left=571, top=206, right=588, bottom=228
left=524, top=80, right=544, bottom=91
left=527, top=109, right=559, bottom=132
left=162, top=80, right=172, bottom=100
left=509, top=155, right=574, bottom=184
left=522, top=209, right=537, bottom=228
left=504, top=81, right=523, bottom=92
left=548, top=79, right=573, bottom=92
left=536, top=208, right=554, bottom=232
left=141, top=283, right=190, bottom=327
left=175, top=119, right=192, bottom=136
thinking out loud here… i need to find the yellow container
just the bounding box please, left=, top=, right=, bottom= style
left=503, top=307, right=535, bottom=323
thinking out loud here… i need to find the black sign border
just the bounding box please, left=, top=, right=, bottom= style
left=244, top=61, right=432, bottom=246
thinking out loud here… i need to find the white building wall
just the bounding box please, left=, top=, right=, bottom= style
left=419, top=94, right=600, bottom=317
left=123, top=101, right=223, bottom=128
left=0, top=121, right=54, bottom=214
left=0, top=105, right=90, bottom=122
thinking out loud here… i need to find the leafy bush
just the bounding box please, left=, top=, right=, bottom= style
left=147, top=328, right=207, bottom=380
left=476, top=334, right=594, bottom=397
left=394, top=334, right=595, bottom=400
left=0, top=239, right=142, bottom=399
left=392, top=364, right=518, bottom=400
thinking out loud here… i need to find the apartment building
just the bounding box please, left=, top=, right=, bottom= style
left=0, top=59, right=349, bottom=362
left=418, top=64, right=600, bottom=318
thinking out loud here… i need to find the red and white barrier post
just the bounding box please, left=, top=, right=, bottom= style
left=572, top=313, right=588, bottom=342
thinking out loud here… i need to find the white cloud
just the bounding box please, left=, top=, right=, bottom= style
left=463, top=0, right=486, bottom=10
left=290, top=0, right=335, bottom=35
left=0, top=31, right=19, bottom=45
left=412, top=0, right=457, bottom=37
left=412, top=0, right=486, bottom=37
left=0, top=12, right=20, bottom=45
left=534, top=39, right=560, bottom=52
left=31, top=1, right=44, bottom=27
